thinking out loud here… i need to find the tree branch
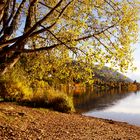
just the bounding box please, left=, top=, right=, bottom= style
left=0, top=0, right=71, bottom=50
left=13, top=0, right=63, bottom=47
left=74, top=24, right=116, bottom=42
left=10, top=0, right=26, bottom=32
left=0, top=0, right=26, bottom=38
left=0, top=0, right=63, bottom=56
left=0, top=23, right=116, bottom=50
left=24, top=0, right=37, bottom=32
left=21, top=43, right=62, bottom=53
left=45, top=27, right=77, bottom=54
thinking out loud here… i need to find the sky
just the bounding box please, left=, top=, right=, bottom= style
left=125, top=22, right=140, bottom=82
left=126, top=42, right=140, bottom=82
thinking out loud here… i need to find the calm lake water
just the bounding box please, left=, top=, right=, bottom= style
left=73, top=89, right=140, bottom=126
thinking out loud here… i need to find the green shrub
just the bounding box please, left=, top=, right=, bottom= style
left=46, top=88, right=75, bottom=113
left=0, top=80, right=32, bottom=101
left=48, top=97, right=71, bottom=113
left=0, top=79, right=75, bottom=113
left=0, top=65, right=75, bottom=113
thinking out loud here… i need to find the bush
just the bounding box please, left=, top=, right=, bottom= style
left=0, top=53, right=76, bottom=112
left=0, top=81, right=34, bottom=102
left=0, top=79, right=75, bottom=113
left=46, top=88, right=75, bottom=113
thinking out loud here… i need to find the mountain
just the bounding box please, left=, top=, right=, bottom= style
left=93, top=66, right=133, bottom=83
left=70, top=61, right=133, bottom=83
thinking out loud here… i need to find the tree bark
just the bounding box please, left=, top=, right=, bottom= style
left=0, top=52, right=20, bottom=75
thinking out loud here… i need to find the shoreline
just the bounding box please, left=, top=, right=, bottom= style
left=1, top=102, right=140, bottom=140
left=82, top=113, right=140, bottom=128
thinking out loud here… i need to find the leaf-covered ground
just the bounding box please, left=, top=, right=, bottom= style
left=0, top=102, right=140, bottom=140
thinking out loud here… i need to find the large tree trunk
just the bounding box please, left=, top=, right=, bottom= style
left=0, top=52, right=20, bottom=75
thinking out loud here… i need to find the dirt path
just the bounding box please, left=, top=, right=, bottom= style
left=0, top=102, right=140, bottom=140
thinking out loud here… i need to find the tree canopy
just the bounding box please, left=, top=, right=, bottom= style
left=0, top=0, right=139, bottom=75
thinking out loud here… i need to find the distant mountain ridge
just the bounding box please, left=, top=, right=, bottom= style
left=93, top=66, right=133, bottom=83
left=65, top=61, right=133, bottom=83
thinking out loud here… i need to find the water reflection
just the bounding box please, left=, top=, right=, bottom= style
left=73, top=89, right=140, bottom=126
left=73, top=89, right=132, bottom=113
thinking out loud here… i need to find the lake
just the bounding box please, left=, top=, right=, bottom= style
left=73, top=89, right=140, bottom=126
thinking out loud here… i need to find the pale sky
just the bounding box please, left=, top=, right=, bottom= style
left=126, top=44, right=140, bottom=82
left=125, top=22, right=140, bottom=82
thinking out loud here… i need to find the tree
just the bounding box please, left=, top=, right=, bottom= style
left=12, top=51, right=94, bottom=86
left=0, top=0, right=139, bottom=75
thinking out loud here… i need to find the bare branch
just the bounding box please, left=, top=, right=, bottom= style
left=0, top=0, right=62, bottom=53
left=0, top=0, right=5, bottom=23
left=7, top=0, right=16, bottom=27
left=10, top=0, right=26, bottom=32
left=0, top=0, right=26, bottom=38
left=0, top=0, right=72, bottom=49
left=14, top=0, right=63, bottom=44
left=24, top=0, right=37, bottom=32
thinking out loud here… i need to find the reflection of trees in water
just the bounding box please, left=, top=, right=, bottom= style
left=73, top=89, right=132, bottom=113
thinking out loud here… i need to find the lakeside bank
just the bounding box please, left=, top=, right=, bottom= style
left=0, top=102, right=140, bottom=140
